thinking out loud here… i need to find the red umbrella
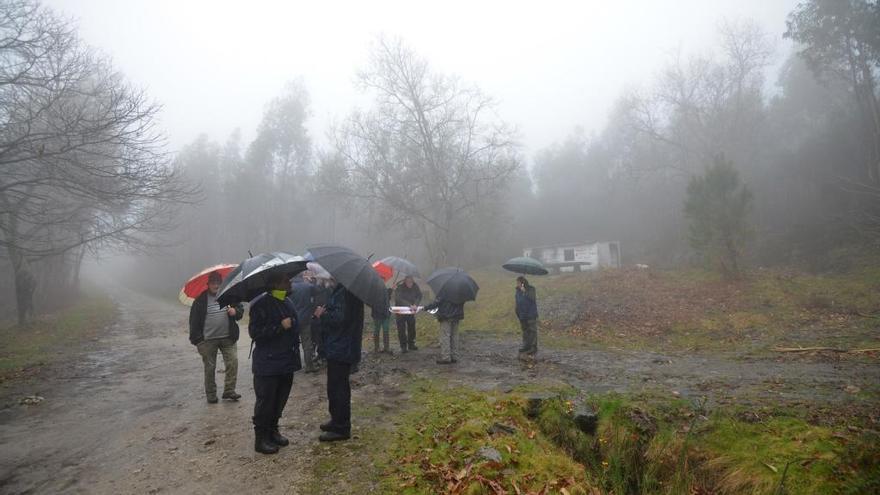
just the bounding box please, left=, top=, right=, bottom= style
left=371, top=261, right=393, bottom=282
left=179, top=264, right=236, bottom=306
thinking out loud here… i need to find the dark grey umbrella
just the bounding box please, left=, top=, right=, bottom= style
left=304, top=245, right=388, bottom=309
left=426, top=267, right=479, bottom=304
left=216, top=252, right=308, bottom=306
left=502, top=256, right=549, bottom=276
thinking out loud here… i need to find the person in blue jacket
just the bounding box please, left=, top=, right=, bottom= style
left=515, top=276, right=539, bottom=357
left=248, top=271, right=301, bottom=454
left=315, top=278, right=364, bottom=442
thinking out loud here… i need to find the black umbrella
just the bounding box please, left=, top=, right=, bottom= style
left=216, top=252, right=308, bottom=306
left=304, top=245, right=388, bottom=309
left=502, top=256, right=549, bottom=276
left=426, top=267, right=479, bottom=304
left=378, top=256, right=421, bottom=279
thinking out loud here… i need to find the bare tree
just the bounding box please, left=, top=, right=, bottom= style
left=332, top=36, right=519, bottom=267
left=0, top=0, right=192, bottom=324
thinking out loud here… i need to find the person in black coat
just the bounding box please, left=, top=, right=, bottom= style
left=248, top=271, right=301, bottom=454
left=394, top=276, right=422, bottom=352
left=315, top=279, right=364, bottom=442
left=515, top=276, right=539, bottom=357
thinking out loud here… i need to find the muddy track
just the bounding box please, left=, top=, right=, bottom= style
left=0, top=289, right=876, bottom=494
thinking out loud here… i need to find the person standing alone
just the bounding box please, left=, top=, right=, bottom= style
left=189, top=271, right=244, bottom=404
left=515, top=276, right=538, bottom=358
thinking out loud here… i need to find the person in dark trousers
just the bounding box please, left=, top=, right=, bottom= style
left=423, top=296, right=464, bottom=364
left=316, top=279, right=364, bottom=442
left=394, top=276, right=422, bottom=352
left=189, top=271, right=244, bottom=403
left=515, top=276, right=539, bottom=357
left=311, top=277, right=332, bottom=367
left=248, top=272, right=301, bottom=454
left=290, top=271, right=319, bottom=372
left=372, top=288, right=393, bottom=354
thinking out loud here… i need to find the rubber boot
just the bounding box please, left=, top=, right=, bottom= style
left=382, top=330, right=391, bottom=353
left=254, top=428, right=279, bottom=454
left=270, top=426, right=289, bottom=446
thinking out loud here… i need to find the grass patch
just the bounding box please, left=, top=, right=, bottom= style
left=0, top=292, right=117, bottom=381
left=534, top=393, right=879, bottom=494
left=381, top=380, right=596, bottom=494
left=418, top=265, right=880, bottom=354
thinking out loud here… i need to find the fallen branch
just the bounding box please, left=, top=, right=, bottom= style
left=772, top=346, right=880, bottom=354
left=855, top=311, right=880, bottom=320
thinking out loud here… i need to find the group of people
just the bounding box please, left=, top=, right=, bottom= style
left=187, top=269, right=540, bottom=454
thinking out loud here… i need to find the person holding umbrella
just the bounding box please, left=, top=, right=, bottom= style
left=423, top=267, right=479, bottom=365
left=315, top=278, right=364, bottom=442
left=515, top=276, right=539, bottom=358
left=188, top=270, right=244, bottom=404
left=394, top=275, right=422, bottom=352
left=248, top=271, right=301, bottom=454
left=305, top=245, right=387, bottom=442
left=502, top=257, right=547, bottom=359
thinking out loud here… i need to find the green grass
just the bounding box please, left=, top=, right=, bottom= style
left=524, top=391, right=879, bottom=494
left=410, top=264, right=880, bottom=355
left=0, top=292, right=117, bottom=381
left=379, top=380, right=596, bottom=494
left=365, top=379, right=879, bottom=495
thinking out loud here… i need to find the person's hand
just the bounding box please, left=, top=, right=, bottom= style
left=314, top=306, right=326, bottom=318
left=227, top=307, right=236, bottom=317
left=410, top=305, right=417, bottom=312
left=281, top=317, right=293, bottom=329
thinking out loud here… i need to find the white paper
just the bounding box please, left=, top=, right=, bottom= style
left=390, top=305, right=423, bottom=315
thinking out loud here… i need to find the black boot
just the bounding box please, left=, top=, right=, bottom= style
left=320, top=421, right=335, bottom=432
left=254, top=428, right=279, bottom=454
left=270, top=427, right=289, bottom=447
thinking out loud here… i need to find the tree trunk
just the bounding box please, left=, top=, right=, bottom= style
left=8, top=247, right=36, bottom=326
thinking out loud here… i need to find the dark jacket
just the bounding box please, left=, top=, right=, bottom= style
left=371, top=288, right=393, bottom=321
left=423, top=298, right=464, bottom=322
left=515, top=285, right=538, bottom=321
left=189, top=291, right=244, bottom=345
left=319, top=285, right=364, bottom=364
left=290, top=280, right=317, bottom=325
left=248, top=293, right=302, bottom=376
left=394, top=281, right=423, bottom=306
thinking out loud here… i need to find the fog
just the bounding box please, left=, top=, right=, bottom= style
left=2, top=0, right=878, bottom=315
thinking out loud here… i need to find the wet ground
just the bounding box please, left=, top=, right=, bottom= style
left=0, top=289, right=877, bottom=494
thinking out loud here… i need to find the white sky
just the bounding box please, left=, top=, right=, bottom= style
left=45, top=0, right=798, bottom=161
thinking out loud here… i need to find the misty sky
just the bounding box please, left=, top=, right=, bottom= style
left=45, top=0, right=799, bottom=161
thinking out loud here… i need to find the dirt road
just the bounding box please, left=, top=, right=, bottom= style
left=1, top=289, right=876, bottom=494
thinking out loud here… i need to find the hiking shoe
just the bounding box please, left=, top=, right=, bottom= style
left=319, top=431, right=350, bottom=442
left=319, top=421, right=335, bottom=432
left=206, top=396, right=219, bottom=404
left=409, top=344, right=418, bottom=350
left=222, top=391, right=241, bottom=401
left=436, top=359, right=454, bottom=365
